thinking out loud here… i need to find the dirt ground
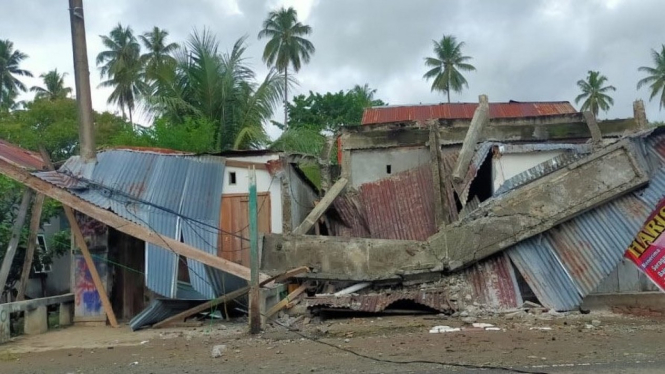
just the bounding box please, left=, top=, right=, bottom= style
left=1, top=310, right=664, bottom=373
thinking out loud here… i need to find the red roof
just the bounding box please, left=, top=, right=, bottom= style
left=0, top=139, right=44, bottom=170
left=361, top=101, right=578, bottom=125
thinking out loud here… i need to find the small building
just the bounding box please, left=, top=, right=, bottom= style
left=34, top=147, right=318, bottom=322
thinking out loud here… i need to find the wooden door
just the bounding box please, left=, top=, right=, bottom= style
left=219, top=193, right=271, bottom=266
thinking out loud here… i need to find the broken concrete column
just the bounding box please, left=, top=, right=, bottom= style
left=582, top=111, right=602, bottom=147
left=634, top=100, right=648, bottom=129
left=452, top=95, right=489, bottom=183
left=59, top=302, right=73, bottom=326
left=24, top=305, right=48, bottom=335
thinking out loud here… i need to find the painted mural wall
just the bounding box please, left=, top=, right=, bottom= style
left=73, top=213, right=109, bottom=321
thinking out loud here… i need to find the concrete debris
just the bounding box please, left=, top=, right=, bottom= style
left=522, top=301, right=543, bottom=309
left=472, top=323, right=495, bottom=328
left=429, top=326, right=461, bottom=333
left=530, top=327, right=553, bottom=331
left=430, top=323, right=501, bottom=334
left=461, top=317, right=477, bottom=324
left=591, top=320, right=602, bottom=327
left=211, top=344, right=227, bottom=358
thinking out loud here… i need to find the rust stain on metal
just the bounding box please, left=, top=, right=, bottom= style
left=461, top=254, right=522, bottom=309
left=0, top=139, right=45, bottom=170
left=362, top=101, right=577, bottom=125
left=305, top=289, right=452, bottom=313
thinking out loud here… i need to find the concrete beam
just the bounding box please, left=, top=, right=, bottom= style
left=261, top=234, right=441, bottom=281
left=435, top=139, right=649, bottom=270
left=452, top=95, right=489, bottom=183
left=340, top=116, right=642, bottom=151
left=2, top=293, right=74, bottom=313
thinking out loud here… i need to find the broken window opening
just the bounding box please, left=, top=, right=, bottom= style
left=229, top=172, right=237, bottom=185
left=466, top=150, right=493, bottom=204
left=386, top=165, right=392, bottom=174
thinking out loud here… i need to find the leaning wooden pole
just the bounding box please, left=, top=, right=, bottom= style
left=248, top=166, right=261, bottom=334
left=16, top=193, right=45, bottom=301
left=0, top=190, right=33, bottom=298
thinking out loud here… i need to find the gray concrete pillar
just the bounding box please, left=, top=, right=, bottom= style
left=59, top=303, right=73, bottom=326
left=0, top=305, right=10, bottom=344
left=24, top=305, right=47, bottom=335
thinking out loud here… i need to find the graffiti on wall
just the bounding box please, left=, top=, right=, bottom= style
left=74, top=255, right=108, bottom=317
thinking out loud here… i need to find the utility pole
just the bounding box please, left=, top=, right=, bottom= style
left=69, top=0, right=96, bottom=167
left=248, top=166, right=261, bottom=334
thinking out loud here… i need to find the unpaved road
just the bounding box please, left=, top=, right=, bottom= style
left=1, top=312, right=664, bottom=373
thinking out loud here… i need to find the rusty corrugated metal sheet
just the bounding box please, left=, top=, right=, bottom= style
left=362, top=101, right=577, bottom=125
left=0, top=139, right=44, bottom=170
left=359, top=164, right=436, bottom=240
left=305, top=289, right=452, bottom=313
left=330, top=192, right=371, bottom=237
left=462, top=253, right=523, bottom=309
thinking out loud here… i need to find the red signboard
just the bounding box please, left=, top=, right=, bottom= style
left=625, top=198, right=665, bottom=292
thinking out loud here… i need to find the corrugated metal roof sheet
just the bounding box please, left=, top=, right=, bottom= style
left=461, top=253, right=522, bottom=309
left=305, top=289, right=452, bottom=313
left=129, top=298, right=203, bottom=331
left=505, top=130, right=665, bottom=311
left=0, top=139, right=44, bottom=170
left=34, top=149, right=239, bottom=299
left=359, top=164, right=436, bottom=240
left=362, top=101, right=578, bottom=125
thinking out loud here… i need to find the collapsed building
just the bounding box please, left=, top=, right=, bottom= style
left=261, top=98, right=662, bottom=312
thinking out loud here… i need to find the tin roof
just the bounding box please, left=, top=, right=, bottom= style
left=362, top=101, right=578, bottom=125
left=305, top=289, right=452, bottom=313
left=461, top=253, right=523, bottom=309
left=0, top=139, right=44, bottom=170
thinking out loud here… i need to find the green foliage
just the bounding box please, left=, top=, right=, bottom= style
left=148, top=116, right=216, bottom=153
left=30, top=69, right=72, bottom=101
left=423, top=35, right=476, bottom=103
left=287, top=85, right=386, bottom=132
left=575, top=70, right=616, bottom=117
left=637, top=45, right=665, bottom=110
left=0, top=39, right=33, bottom=111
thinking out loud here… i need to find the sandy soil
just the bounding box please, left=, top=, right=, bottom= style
left=1, top=311, right=664, bottom=373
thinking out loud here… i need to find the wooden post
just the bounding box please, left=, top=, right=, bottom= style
left=16, top=193, right=45, bottom=301
left=248, top=166, right=261, bottom=334
left=428, top=121, right=447, bottom=227
left=39, top=149, right=118, bottom=328
left=293, top=177, right=348, bottom=235
left=0, top=189, right=33, bottom=295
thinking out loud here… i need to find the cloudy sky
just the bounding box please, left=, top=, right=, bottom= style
left=3, top=0, right=665, bottom=138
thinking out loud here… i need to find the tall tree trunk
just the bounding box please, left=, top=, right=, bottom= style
left=284, top=67, right=288, bottom=130
left=447, top=90, right=450, bottom=104
left=129, top=106, right=133, bottom=127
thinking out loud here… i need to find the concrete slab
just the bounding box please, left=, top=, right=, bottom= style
left=59, top=303, right=73, bottom=326
left=0, top=304, right=10, bottom=344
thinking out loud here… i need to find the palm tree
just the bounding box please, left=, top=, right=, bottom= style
left=96, top=24, right=145, bottom=124
left=258, top=7, right=315, bottom=129
left=148, top=30, right=285, bottom=151
left=637, top=45, right=665, bottom=110
left=0, top=40, right=33, bottom=109
left=575, top=70, right=616, bottom=117
left=139, top=26, right=178, bottom=81
left=30, top=69, right=72, bottom=101
left=423, top=35, right=475, bottom=103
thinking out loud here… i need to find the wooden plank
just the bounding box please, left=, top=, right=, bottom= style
left=0, top=158, right=271, bottom=283
left=16, top=193, right=45, bottom=301
left=293, top=177, right=348, bottom=235
left=37, top=149, right=118, bottom=328
left=224, top=159, right=268, bottom=170
left=428, top=121, right=446, bottom=227
left=0, top=189, right=33, bottom=294
left=265, top=281, right=311, bottom=319
left=153, top=267, right=308, bottom=328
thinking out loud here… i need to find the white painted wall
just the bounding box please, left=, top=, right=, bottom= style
left=223, top=155, right=283, bottom=233
left=350, top=147, right=430, bottom=187
left=492, top=151, right=564, bottom=193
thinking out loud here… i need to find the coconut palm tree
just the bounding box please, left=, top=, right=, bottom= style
left=637, top=45, right=665, bottom=110
left=575, top=70, right=616, bottom=117
left=96, top=24, right=145, bottom=123
left=0, top=40, right=32, bottom=109
left=30, top=69, right=72, bottom=101
left=148, top=30, right=285, bottom=151
left=139, top=26, right=178, bottom=82
left=258, top=7, right=315, bottom=129
left=423, top=35, right=475, bottom=103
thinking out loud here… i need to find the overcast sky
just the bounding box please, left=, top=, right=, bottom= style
left=3, top=0, right=665, bottom=138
